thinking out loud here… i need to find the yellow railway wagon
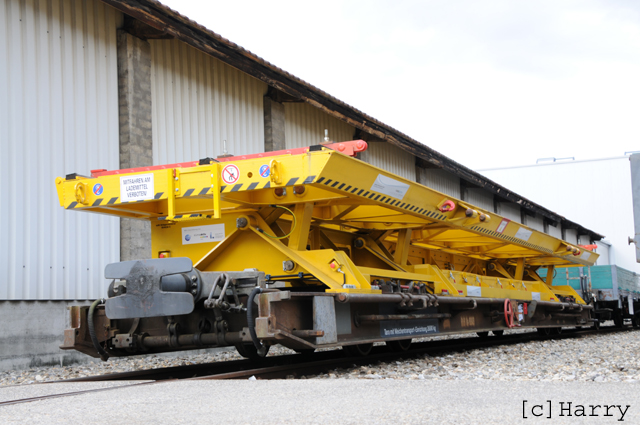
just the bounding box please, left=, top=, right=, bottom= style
left=56, top=141, right=598, bottom=359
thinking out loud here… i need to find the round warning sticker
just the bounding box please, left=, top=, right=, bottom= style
left=93, top=183, right=104, bottom=196
left=259, top=164, right=270, bottom=178
left=221, top=164, right=240, bottom=185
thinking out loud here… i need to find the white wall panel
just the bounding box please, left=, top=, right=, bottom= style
left=565, top=229, right=578, bottom=245
left=0, top=0, right=121, bottom=300
left=480, top=157, right=637, bottom=272
left=284, top=102, right=355, bottom=149
left=150, top=40, right=267, bottom=164
left=527, top=215, right=545, bottom=232
left=361, top=141, right=416, bottom=181
left=548, top=224, right=562, bottom=239
left=499, top=203, right=522, bottom=223
left=466, top=188, right=494, bottom=212
left=417, top=168, right=460, bottom=198
left=595, top=241, right=611, bottom=266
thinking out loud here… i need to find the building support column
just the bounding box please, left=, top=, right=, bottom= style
left=264, top=95, right=286, bottom=151
left=117, top=30, right=153, bottom=261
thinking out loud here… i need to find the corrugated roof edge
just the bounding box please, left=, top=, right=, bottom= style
left=101, top=0, right=604, bottom=241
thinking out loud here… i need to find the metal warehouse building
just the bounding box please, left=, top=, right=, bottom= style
left=0, top=0, right=602, bottom=369
left=480, top=156, right=640, bottom=317
left=480, top=156, right=639, bottom=274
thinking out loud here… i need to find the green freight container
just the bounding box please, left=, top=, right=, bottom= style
left=538, top=265, right=640, bottom=301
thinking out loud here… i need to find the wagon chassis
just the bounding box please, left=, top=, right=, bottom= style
left=55, top=141, right=605, bottom=360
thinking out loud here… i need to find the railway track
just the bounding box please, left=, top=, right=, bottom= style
left=0, top=326, right=631, bottom=407
left=193, top=326, right=627, bottom=380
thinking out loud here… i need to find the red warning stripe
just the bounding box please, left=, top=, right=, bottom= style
left=90, top=140, right=368, bottom=177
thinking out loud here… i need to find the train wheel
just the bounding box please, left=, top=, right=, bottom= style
left=550, top=327, right=563, bottom=336
left=593, top=319, right=601, bottom=330
left=344, top=343, right=374, bottom=357
left=492, top=330, right=504, bottom=337
left=387, top=339, right=412, bottom=352
left=235, top=343, right=270, bottom=361
left=614, top=313, right=623, bottom=328
left=632, top=316, right=640, bottom=329
left=537, top=327, right=552, bottom=337
left=476, top=332, right=490, bottom=338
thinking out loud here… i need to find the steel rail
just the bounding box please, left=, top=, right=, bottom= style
left=0, top=381, right=157, bottom=407
left=54, top=326, right=632, bottom=382
left=195, top=327, right=628, bottom=380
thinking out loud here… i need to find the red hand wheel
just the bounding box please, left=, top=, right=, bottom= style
left=504, top=298, right=515, bottom=328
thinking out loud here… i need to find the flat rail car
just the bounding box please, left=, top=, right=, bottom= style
left=55, top=140, right=601, bottom=360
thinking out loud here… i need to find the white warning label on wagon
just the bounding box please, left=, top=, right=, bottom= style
left=382, top=325, right=437, bottom=337
left=580, top=250, right=591, bottom=260
left=496, top=218, right=510, bottom=233
left=514, top=227, right=533, bottom=241
left=182, top=224, right=226, bottom=245
left=467, top=285, right=481, bottom=297
left=120, top=173, right=154, bottom=202
left=370, top=174, right=410, bottom=199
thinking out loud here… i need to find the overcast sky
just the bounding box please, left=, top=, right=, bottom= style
left=161, top=0, right=640, bottom=170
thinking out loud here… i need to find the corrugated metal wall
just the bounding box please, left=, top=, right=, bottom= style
left=466, top=188, right=494, bottom=212
left=0, top=0, right=122, bottom=300
left=548, top=224, right=562, bottom=239
left=150, top=39, right=267, bottom=164
left=480, top=157, right=637, bottom=272
left=417, top=168, right=460, bottom=198
left=596, top=241, right=611, bottom=265
left=565, top=228, right=578, bottom=245
left=284, top=102, right=355, bottom=149
left=527, top=215, right=545, bottom=232
left=499, top=203, right=522, bottom=223
left=362, top=141, right=417, bottom=181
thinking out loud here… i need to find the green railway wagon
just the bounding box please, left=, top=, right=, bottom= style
left=539, top=265, right=640, bottom=327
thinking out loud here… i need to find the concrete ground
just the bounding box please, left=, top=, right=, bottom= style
left=0, top=380, right=638, bottom=424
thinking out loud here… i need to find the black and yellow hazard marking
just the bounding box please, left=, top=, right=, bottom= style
left=315, top=177, right=448, bottom=220
left=216, top=175, right=314, bottom=193
left=175, top=188, right=212, bottom=197
left=470, top=225, right=553, bottom=253
left=158, top=213, right=211, bottom=221
left=68, top=196, right=120, bottom=209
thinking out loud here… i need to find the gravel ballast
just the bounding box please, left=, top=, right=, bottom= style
left=1, top=328, right=638, bottom=385
left=314, top=330, right=640, bottom=382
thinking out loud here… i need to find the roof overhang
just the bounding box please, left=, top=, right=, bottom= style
left=101, top=0, right=604, bottom=242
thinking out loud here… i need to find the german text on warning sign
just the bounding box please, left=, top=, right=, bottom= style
left=120, top=173, right=154, bottom=202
